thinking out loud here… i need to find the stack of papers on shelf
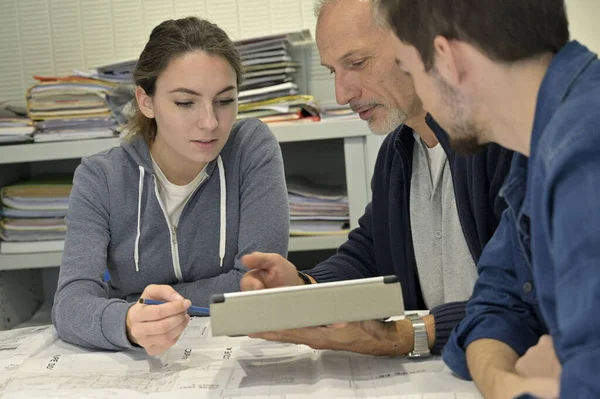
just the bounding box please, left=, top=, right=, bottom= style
left=94, top=59, right=137, bottom=83
left=0, top=116, right=35, bottom=144
left=287, top=176, right=350, bottom=236
left=0, top=176, right=72, bottom=254
left=317, top=100, right=358, bottom=120
left=75, top=60, right=137, bottom=126
left=236, top=31, right=319, bottom=124
left=27, top=76, right=119, bottom=143
left=238, top=95, right=318, bottom=124
left=33, top=116, right=117, bottom=143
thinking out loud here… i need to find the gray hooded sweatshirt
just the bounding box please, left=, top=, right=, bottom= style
left=52, top=118, right=289, bottom=351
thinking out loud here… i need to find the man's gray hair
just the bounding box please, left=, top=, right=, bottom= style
left=314, top=0, right=388, bottom=28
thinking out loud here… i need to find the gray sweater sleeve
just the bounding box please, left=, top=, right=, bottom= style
left=167, top=122, right=289, bottom=301
left=52, top=158, right=138, bottom=351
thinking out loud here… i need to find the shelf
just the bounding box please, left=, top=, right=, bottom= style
left=270, top=119, right=368, bottom=143
left=0, top=137, right=121, bottom=165
left=288, top=234, right=347, bottom=251
left=0, top=119, right=368, bottom=165
left=0, top=234, right=347, bottom=271
left=0, top=251, right=63, bottom=270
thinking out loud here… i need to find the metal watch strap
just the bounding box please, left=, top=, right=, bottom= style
left=406, top=313, right=431, bottom=358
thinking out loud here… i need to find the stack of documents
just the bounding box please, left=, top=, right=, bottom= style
left=0, top=177, right=71, bottom=254
left=27, top=76, right=119, bottom=143
left=0, top=116, right=35, bottom=144
left=236, top=31, right=319, bottom=124
left=317, top=100, right=358, bottom=120
left=94, top=59, right=137, bottom=83
left=287, top=176, right=350, bottom=236
left=74, top=60, right=137, bottom=126
left=33, top=116, right=118, bottom=143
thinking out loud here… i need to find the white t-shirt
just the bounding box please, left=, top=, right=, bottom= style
left=151, top=156, right=207, bottom=227
left=426, top=143, right=446, bottom=184
left=412, top=132, right=446, bottom=185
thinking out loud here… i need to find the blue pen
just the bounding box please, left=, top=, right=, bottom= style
left=139, top=298, right=210, bottom=315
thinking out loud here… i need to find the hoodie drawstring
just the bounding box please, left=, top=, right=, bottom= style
left=134, top=166, right=145, bottom=272
left=217, top=155, right=226, bottom=267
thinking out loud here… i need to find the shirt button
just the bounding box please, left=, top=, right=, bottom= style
left=434, top=230, right=442, bottom=239
left=523, top=282, right=533, bottom=293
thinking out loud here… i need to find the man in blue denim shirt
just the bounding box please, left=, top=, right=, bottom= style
left=378, top=0, right=600, bottom=397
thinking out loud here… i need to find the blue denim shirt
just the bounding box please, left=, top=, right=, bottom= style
left=443, top=41, right=600, bottom=398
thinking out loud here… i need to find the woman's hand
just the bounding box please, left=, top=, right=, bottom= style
left=126, top=284, right=191, bottom=356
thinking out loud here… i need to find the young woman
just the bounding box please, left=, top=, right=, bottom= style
left=53, top=17, right=289, bottom=355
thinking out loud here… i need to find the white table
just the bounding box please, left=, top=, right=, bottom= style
left=0, top=318, right=481, bottom=398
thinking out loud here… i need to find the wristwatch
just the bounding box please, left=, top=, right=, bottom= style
left=406, top=313, right=431, bottom=358
left=297, top=271, right=313, bottom=285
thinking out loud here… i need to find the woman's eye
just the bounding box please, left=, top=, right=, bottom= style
left=175, top=101, right=193, bottom=108
left=217, top=98, right=236, bottom=106
left=352, top=60, right=365, bottom=68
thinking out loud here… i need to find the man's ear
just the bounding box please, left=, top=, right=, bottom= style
left=431, top=36, right=464, bottom=87
left=136, top=86, right=155, bottom=119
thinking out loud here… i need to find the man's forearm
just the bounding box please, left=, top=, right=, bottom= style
left=370, top=314, right=435, bottom=356
left=300, top=274, right=436, bottom=356
left=466, top=339, right=524, bottom=398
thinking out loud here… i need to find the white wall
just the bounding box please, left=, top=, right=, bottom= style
left=0, top=0, right=317, bottom=106
left=567, top=0, right=600, bottom=53
left=1, top=0, right=598, bottom=107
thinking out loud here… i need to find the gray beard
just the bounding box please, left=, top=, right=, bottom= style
left=367, top=106, right=407, bottom=135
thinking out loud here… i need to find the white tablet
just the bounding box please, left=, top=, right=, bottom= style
left=209, top=275, right=404, bottom=337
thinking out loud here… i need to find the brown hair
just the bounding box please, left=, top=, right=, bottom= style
left=379, top=0, right=570, bottom=71
left=125, top=16, right=243, bottom=143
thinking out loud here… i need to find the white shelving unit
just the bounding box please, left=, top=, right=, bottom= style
left=0, top=119, right=371, bottom=164
left=0, top=119, right=378, bottom=272
left=0, top=235, right=350, bottom=272
left=0, top=119, right=380, bottom=329
left=0, top=41, right=383, bottom=329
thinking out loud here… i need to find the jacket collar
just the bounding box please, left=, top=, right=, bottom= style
left=425, top=114, right=451, bottom=148
left=425, top=113, right=455, bottom=163
left=392, top=114, right=455, bottom=160
left=393, top=123, right=415, bottom=154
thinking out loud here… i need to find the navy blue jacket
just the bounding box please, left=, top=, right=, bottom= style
left=306, top=115, right=513, bottom=353
left=443, top=41, right=600, bottom=398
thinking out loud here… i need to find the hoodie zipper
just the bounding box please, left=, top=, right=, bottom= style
left=151, top=173, right=210, bottom=283
left=153, top=175, right=184, bottom=283
left=170, top=226, right=183, bottom=279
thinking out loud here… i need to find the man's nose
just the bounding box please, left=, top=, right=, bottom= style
left=334, top=72, right=359, bottom=106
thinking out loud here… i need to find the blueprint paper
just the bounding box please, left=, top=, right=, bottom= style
left=0, top=318, right=480, bottom=398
